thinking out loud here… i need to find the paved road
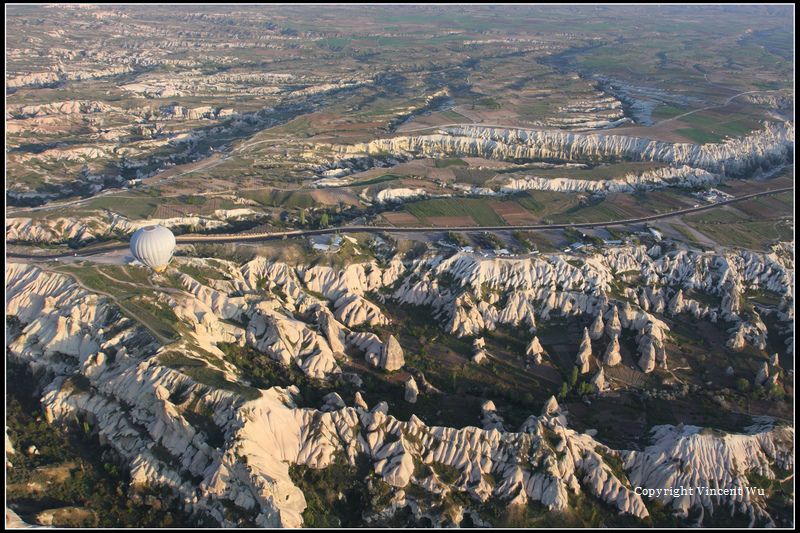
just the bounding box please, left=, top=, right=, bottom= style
left=7, top=186, right=792, bottom=261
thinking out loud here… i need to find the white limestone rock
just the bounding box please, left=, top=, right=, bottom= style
left=526, top=336, right=545, bottom=358
left=754, top=362, right=769, bottom=386
left=405, top=377, right=419, bottom=404
left=348, top=332, right=383, bottom=362
left=246, top=308, right=341, bottom=379
left=354, top=392, right=368, bottom=411
left=373, top=335, right=405, bottom=372
left=472, top=350, right=488, bottom=364
left=322, top=392, right=346, bottom=411
left=765, top=372, right=779, bottom=388
left=667, top=289, right=685, bottom=315
left=334, top=293, right=388, bottom=328
left=604, top=334, right=622, bottom=367
left=624, top=422, right=793, bottom=525
left=726, top=324, right=747, bottom=351
left=575, top=328, right=593, bottom=374
left=590, top=368, right=606, bottom=393
left=638, top=339, right=657, bottom=373
left=316, top=306, right=347, bottom=354
left=605, top=305, right=622, bottom=338
left=588, top=312, right=605, bottom=340
left=542, top=396, right=560, bottom=416
left=479, top=400, right=506, bottom=431
left=337, top=123, right=794, bottom=178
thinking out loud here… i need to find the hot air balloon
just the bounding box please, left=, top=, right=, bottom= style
left=130, top=225, right=175, bottom=271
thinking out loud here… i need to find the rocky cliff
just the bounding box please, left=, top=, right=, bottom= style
left=329, top=122, right=793, bottom=177
left=501, top=165, right=723, bottom=196
left=6, top=239, right=793, bottom=526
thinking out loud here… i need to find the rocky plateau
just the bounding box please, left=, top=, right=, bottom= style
left=5, top=236, right=794, bottom=527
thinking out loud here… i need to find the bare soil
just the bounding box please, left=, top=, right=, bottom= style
left=309, top=188, right=360, bottom=206
left=489, top=201, right=540, bottom=225
left=382, top=212, right=423, bottom=226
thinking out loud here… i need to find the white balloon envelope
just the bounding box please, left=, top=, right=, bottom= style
left=130, top=225, right=176, bottom=271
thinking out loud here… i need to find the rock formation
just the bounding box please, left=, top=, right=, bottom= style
left=405, top=376, right=418, bottom=403
left=765, top=372, right=779, bottom=388
left=375, top=335, right=405, bottom=372
left=624, top=421, right=793, bottom=525
left=354, top=392, right=368, bottom=411
left=575, top=328, right=593, bottom=374
left=755, top=362, right=770, bottom=386
left=638, top=338, right=657, bottom=373
left=605, top=305, right=622, bottom=338
left=5, top=232, right=795, bottom=527
left=542, top=396, right=560, bottom=416
left=525, top=336, right=545, bottom=364
left=479, top=400, right=505, bottom=431
left=589, top=312, right=605, bottom=340
left=590, top=368, right=606, bottom=393
left=604, top=334, right=622, bottom=366
left=332, top=123, right=793, bottom=177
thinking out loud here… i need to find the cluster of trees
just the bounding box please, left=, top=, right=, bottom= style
left=446, top=231, right=468, bottom=247
left=298, top=210, right=329, bottom=228
left=7, top=365, right=195, bottom=528
left=513, top=231, right=535, bottom=252
left=558, top=366, right=593, bottom=399
left=735, top=378, right=785, bottom=401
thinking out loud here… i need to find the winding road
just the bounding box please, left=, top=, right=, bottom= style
left=32, top=264, right=177, bottom=346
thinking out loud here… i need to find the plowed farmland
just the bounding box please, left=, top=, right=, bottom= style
left=489, top=201, right=540, bottom=224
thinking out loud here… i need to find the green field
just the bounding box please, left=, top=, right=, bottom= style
left=122, top=299, right=180, bottom=341
left=518, top=232, right=560, bottom=253
left=513, top=190, right=583, bottom=216
left=440, top=109, right=470, bottom=121
left=102, top=265, right=152, bottom=285
left=674, top=128, right=727, bottom=144
left=732, top=192, right=794, bottom=220
left=54, top=264, right=179, bottom=340
left=684, top=209, right=750, bottom=224
left=451, top=168, right=497, bottom=185
left=316, top=38, right=351, bottom=49
left=675, top=111, right=764, bottom=140
left=240, top=188, right=316, bottom=208
left=549, top=203, right=626, bottom=224
left=434, top=158, right=469, bottom=168
left=341, top=174, right=401, bottom=190
left=651, top=104, right=688, bottom=121
left=81, top=195, right=160, bottom=220
left=683, top=208, right=792, bottom=250
left=669, top=223, right=701, bottom=245
left=406, top=197, right=507, bottom=226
